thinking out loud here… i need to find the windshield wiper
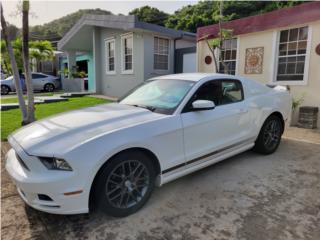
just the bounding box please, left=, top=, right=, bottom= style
left=131, top=104, right=156, bottom=112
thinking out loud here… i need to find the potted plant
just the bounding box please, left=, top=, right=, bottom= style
left=291, top=94, right=305, bottom=126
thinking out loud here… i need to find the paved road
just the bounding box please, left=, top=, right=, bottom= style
left=1, top=138, right=320, bottom=240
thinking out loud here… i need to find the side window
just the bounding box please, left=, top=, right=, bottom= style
left=193, top=81, right=222, bottom=105
left=183, top=81, right=222, bottom=112
left=221, top=80, right=244, bottom=104
left=32, top=74, right=46, bottom=79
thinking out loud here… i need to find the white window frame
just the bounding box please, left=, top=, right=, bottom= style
left=121, top=33, right=134, bottom=74
left=153, top=36, right=170, bottom=71
left=272, top=25, right=312, bottom=86
left=105, top=37, right=116, bottom=75
left=218, top=38, right=238, bottom=75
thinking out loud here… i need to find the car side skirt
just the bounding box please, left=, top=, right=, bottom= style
left=159, top=138, right=255, bottom=186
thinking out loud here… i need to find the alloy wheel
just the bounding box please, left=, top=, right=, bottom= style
left=105, top=160, right=150, bottom=209
left=263, top=119, right=281, bottom=151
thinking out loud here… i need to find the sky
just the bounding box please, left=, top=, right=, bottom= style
left=2, top=0, right=198, bottom=27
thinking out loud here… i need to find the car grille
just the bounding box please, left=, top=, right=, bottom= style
left=15, top=152, right=30, bottom=171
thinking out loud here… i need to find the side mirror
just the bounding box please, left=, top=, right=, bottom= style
left=191, top=100, right=215, bottom=111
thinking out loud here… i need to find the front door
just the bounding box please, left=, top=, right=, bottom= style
left=181, top=79, right=251, bottom=162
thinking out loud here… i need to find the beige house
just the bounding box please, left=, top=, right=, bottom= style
left=197, top=2, right=320, bottom=127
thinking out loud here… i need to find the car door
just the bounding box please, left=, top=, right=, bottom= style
left=180, top=79, right=252, bottom=163
left=31, top=73, right=47, bottom=90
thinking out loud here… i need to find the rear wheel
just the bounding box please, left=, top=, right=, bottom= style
left=44, top=83, right=55, bottom=92
left=1, top=85, right=10, bottom=95
left=94, top=151, right=156, bottom=217
left=253, top=115, right=283, bottom=154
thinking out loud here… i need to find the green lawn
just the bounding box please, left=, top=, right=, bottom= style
left=1, top=96, right=110, bottom=141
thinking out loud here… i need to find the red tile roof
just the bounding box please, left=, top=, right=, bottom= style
left=197, top=2, right=320, bottom=41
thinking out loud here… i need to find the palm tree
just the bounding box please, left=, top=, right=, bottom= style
left=22, top=0, right=35, bottom=124
left=1, top=40, right=11, bottom=74
left=30, top=40, right=54, bottom=72
left=11, top=38, right=24, bottom=71
left=1, top=3, right=27, bottom=123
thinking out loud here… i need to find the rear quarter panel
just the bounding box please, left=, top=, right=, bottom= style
left=243, top=79, right=291, bottom=136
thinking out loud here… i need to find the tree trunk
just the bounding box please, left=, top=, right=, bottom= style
left=22, top=0, right=35, bottom=124
left=218, top=1, right=229, bottom=74
left=1, top=3, right=27, bottom=123
left=205, top=38, right=219, bottom=73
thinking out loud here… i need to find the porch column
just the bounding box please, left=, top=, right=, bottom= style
left=67, top=50, right=76, bottom=79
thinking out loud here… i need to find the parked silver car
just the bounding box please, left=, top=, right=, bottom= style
left=0, top=72, right=60, bottom=95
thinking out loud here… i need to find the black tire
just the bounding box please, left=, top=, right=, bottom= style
left=44, top=83, right=55, bottom=92
left=1, top=85, right=10, bottom=95
left=253, top=115, right=283, bottom=154
left=94, top=150, right=156, bottom=217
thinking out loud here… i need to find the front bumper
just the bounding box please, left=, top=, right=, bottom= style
left=5, top=147, right=89, bottom=215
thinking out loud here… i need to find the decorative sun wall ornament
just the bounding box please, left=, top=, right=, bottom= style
left=245, top=47, right=264, bottom=74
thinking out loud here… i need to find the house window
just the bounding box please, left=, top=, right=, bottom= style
left=42, top=61, right=53, bottom=73
left=219, top=38, right=237, bottom=75
left=154, top=37, right=169, bottom=70
left=121, top=34, right=133, bottom=73
left=276, top=26, right=308, bottom=82
left=105, top=38, right=115, bottom=74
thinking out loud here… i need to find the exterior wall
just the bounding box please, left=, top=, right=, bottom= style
left=98, top=28, right=145, bottom=98
left=143, top=33, right=175, bottom=80
left=95, top=28, right=179, bottom=98
left=176, top=39, right=196, bottom=49
left=93, top=27, right=101, bottom=93
left=197, top=20, right=320, bottom=127
left=197, top=40, right=217, bottom=73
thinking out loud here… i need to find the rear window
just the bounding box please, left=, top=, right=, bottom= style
left=221, top=80, right=244, bottom=104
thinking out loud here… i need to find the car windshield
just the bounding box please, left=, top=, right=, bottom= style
left=120, top=79, right=194, bottom=114
left=4, top=76, right=13, bottom=81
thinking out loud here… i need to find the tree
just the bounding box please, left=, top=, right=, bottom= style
left=1, top=3, right=28, bottom=123
left=22, top=0, right=35, bottom=124
left=11, top=38, right=24, bottom=71
left=30, top=8, right=112, bottom=38
left=205, top=2, right=234, bottom=74
left=1, top=40, right=11, bottom=74
left=29, top=40, right=54, bottom=72
left=165, top=1, right=305, bottom=33
left=129, top=6, right=169, bottom=26
left=165, top=1, right=220, bottom=33
left=1, top=23, right=20, bottom=41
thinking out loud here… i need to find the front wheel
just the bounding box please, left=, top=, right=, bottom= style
left=1, top=85, right=10, bottom=95
left=94, top=151, right=156, bottom=217
left=253, top=115, right=283, bottom=154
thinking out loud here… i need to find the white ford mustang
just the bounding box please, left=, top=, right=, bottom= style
left=6, top=73, right=291, bottom=217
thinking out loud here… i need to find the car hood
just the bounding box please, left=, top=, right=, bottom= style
left=10, top=103, right=167, bottom=156
left=0, top=79, right=12, bottom=84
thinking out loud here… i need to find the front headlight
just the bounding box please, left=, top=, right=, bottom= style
left=39, top=157, right=73, bottom=171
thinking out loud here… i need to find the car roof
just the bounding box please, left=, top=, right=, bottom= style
left=149, top=73, right=240, bottom=82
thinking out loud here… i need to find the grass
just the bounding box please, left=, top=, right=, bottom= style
left=0, top=93, right=55, bottom=104
left=1, top=96, right=110, bottom=141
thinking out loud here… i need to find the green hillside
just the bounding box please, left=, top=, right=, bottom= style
left=30, top=8, right=112, bottom=39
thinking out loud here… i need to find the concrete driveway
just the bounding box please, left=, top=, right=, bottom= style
left=1, top=131, right=320, bottom=240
